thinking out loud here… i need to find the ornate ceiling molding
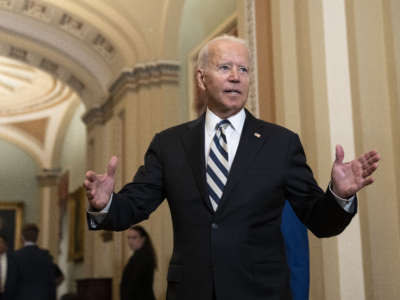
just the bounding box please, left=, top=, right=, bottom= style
left=0, top=0, right=120, bottom=107
left=0, top=0, right=118, bottom=64
left=82, top=60, right=180, bottom=127
left=109, top=60, right=180, bottom=95
left=0, top=40, right=92, bottom=102
left=81, top=99, right=113, bottom=129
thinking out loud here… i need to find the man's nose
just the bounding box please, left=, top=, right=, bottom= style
left=228, top=67, right=240, bottom=82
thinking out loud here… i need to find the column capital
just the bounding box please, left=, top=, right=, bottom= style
left=36, top=168, right=63, bottom=186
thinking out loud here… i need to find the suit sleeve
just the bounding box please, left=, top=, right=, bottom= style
left=89, top=134, right=166, bottom=231
left=285, top=133, right=357, bottom=238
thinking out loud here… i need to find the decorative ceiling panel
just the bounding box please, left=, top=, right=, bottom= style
left=0, top=56, right=73, bottom=116
left=9, top=116, right=48, bottom=145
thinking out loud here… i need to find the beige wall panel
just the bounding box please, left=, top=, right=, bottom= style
left=268, top=0, right=330, bottom=298
left=160, top=0, right=185, bottom=60
left=270, top=0, right=302, bottom=132
left=322, top=0, right=366, bottom=299
left=384, top=0, right=400, bottom=244
left=82, top=120, right=115, bottom=280
left=254, top=0, right=275, bottom=122
left=82, top=136, right=95, bottom=278
left=38, top=185, right=60, bottom=260
left=162, top=83, right=183, bottom=128
left=92, top=120, right=116, bottom=279
left=294, top=1, right=340, bottom=298
left=346, top=0, right=400, bottom=299
left=114, top=91, right=141, bottom=299
left=104, top=81, right=177, bottom=299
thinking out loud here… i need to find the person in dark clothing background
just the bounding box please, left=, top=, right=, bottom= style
left=0, top=234, right=17, bottom=300
left=120, top=225, right=157, bottom=300
left=13, top=224, right=56, bottom=300
left=281, top=201, right=310, bottom=300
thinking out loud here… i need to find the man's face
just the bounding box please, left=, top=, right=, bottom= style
left=127, top=229, right=145, bottom=251
left=197, top=39, right=250, bottom=118
left=0, top=237, right=7, bottom=254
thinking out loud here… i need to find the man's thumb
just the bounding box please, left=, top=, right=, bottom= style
left=107, top=156, right=118, bottom=177
left=335, top=144, right=345, bottom=164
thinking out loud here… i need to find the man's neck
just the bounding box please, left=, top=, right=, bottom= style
left=206, top=106, right=245, bottom=120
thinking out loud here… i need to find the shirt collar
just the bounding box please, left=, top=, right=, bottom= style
left=24, top=241, right=36, bottom=247
left=205, top=108, right=246, bottom=136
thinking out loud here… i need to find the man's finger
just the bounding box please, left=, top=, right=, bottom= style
left=363, top=162, right=378, bottom=177
left=367, top=152, right=380, bottom=164
left=107, top=156, right=118, bottom=177
left=86, top=171, right=97, bottom=182
left=362, top=177, right=374, bottom=188
left=86, top=192, right=93, bottom=201
left=84, top=179, right=91, bottom=189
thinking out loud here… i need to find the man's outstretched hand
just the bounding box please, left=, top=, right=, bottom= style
left=84, top=156, right=118, bottom=211
left=331, top=145, right=380, bottom=199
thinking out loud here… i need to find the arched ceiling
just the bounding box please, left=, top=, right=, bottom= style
left=0, top=0, right=184, bottom=168
left=0, top=0, right=183, bottom=108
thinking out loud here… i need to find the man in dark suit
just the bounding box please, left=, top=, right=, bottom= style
left=13, top=224, right=56, bottom=300
left=0, top=234, right=17, bottom=300
left=85, top=35, right=380, bottom=300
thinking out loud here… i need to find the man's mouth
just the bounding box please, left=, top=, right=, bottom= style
left=223, top=89, right=241, bottom=95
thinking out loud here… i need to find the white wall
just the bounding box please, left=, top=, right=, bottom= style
left=0, top=139, right=39, bottom=227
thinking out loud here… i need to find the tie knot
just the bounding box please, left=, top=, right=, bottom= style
left=216, top=119, right=230, bottom=131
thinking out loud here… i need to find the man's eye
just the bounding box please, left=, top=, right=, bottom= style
left=239, top=67, right=248, bottom=73
left=219, top=65, right=230, bottom=71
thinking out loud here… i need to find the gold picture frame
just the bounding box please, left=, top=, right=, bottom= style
left=0, top=202, right=24, bottom=250
left=68, top=186, right=85, bottom=262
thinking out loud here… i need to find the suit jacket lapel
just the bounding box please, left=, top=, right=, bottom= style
left=181, top=114, right=214, bottom=213
left=216, top=110, right=268, bottom=214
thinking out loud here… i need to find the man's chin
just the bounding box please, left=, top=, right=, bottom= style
left=223, top=99, right=246, bottom=110
left=218, top=104, right=245, bottom=117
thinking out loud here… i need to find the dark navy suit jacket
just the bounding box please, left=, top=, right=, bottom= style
left=13, top=245, right=56, bottom=300
left=89, top=110, right=356, bottom=300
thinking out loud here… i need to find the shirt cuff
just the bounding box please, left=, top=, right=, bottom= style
left=329, top=183, right=356, bottom=213
left=87, top=194, right=113, bottom=226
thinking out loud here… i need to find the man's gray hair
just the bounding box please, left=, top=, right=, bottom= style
left=197, top=35, right=249, bottom=69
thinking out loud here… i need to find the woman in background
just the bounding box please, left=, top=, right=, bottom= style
left=120, top=225, right=157, bottom=300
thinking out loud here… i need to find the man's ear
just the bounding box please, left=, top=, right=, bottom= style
left=196, top=69, right=206, bottom=91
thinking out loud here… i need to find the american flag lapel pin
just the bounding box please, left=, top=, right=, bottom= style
left=254, top=132, right=261, bottom=138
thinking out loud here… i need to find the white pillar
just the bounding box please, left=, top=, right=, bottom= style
left=321, top=1, right=365, bottom=299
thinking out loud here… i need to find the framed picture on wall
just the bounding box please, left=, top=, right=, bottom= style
left=0, top=202, right=24, bottom=250
left=68, top=186, right=85, bottom=262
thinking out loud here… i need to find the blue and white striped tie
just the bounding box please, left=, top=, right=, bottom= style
left=207, top=119, right=230, bottom=211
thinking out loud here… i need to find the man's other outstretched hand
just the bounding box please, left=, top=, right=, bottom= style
left=84, top=156, right=118, bottom=211
left=331, top=145, right=380, bottom=199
